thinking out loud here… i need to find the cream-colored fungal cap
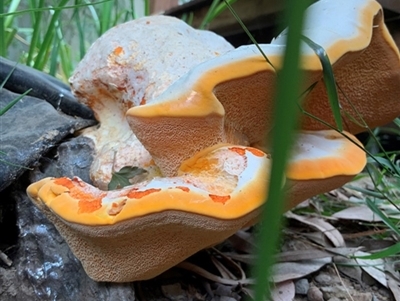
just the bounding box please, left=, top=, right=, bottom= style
left=28, top=145, right=269, bottom=225
left=69, top=15, right=234, bottom=189
left=287, top=130, right=366, bottom=180
left=283, top=130, right=367, bottom=209
left=127, top=0, right=400, bottom=177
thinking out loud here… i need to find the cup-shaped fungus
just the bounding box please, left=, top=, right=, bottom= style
left=27, top=0, right=399, bottom=282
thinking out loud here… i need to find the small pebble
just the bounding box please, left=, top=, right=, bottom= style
left=161, top=283, right=187, bottom=301
left=315, top=273, right=332, bottom=285
left=307, top=286, right=324, bottom=301
left=214, top=284, right=233, bottom=296
left=294, top=278, right=309, bottom=295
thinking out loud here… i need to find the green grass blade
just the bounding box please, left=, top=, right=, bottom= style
left=54, top=17, right=72, bottom=79
left=0, top=88, right=32, bottom=116
left=252, top=0, right=310, bottom=299
left=33, top=0, right=69, bottom=71
left=200, top=0, right=238, bottom=29
left=366, top=198, right=400, bottom=236
left=73, top=0, right=86, bottom=60
left=85, top=0, right=101, bottom=35
left=199, top=0, right=220, bottom=29
left=27, top=0, right=36, bottom=22
left=353, top=242, right=400, bottom=260
left=49, top=36, right=60, bottom=76
left=0, top=1, right=111, bottom=18
left=5, top=27, right=17, bottom=49
left=27, top=0, right=45, bottom=66
left=181, top=11, right=194, bottom=26
left=367, top=156, right=400, bottom=175
left=144, top=0, right=150, bottom=16
left=59, top=41, right=72, bottom=80
left=301, top=35, right=343, bottom=131
left=393, top=118, right=400, bottom=128
left=345, top=185, right=387, bottom=199
left=0, top=0, right=5, bottom=57
left=99, top=0, right=113, bottom=35
left=2, top=0, right=21, bottom=55
left=4, top=0, right=21, bottom=29
left=223, top=1, right=275, bottom=70
left=0, top=61, right=17, bottom=89
left=211, top=0, right=238, bottom=21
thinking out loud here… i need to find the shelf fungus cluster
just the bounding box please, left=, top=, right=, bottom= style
left=27, top=0, right=400, bottom=282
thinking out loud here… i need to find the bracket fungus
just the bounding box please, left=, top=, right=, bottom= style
left=27, top=0, right=399, bottom=282
left=69, top=16, right=234, bottom=190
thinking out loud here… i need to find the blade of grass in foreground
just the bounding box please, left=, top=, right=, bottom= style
left=0, top=89, right=32, bottom=116
left=352, top=198, right=400, bottom=260
left=0, top=1, right=5, bottom=57
left=354, top=242, right=400, bottom=260
left=365, top=198, right=400, bottom=236
left=251, top=0, right=311, bottom=299
left=224, top=1, right=275, bottom=70
left=199, top=0, right=238, bottom=29
left=301, top=35, right=343, bottom=131
left=33, top=0, right=69, bottom=71
left=99, top=0, right=113, bottom=35
left=26, top=0, right=45, bottom=67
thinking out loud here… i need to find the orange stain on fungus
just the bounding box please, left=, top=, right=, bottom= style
left=127, top=188, right=161, bottom=199
left=54, top=178, right=104, bottom=214
left=113, top=46, right=124, bottom=55
left=176, top=186, right=190, bottom=192
left=54, top=177, right=75, bottom=189
left=209, top=194, right=231, bottom=204
left=78, top=198, right=102, bottom=214
left=229, top=147, right=246, bottom=156
left=246, top=147, right=265, bottom=157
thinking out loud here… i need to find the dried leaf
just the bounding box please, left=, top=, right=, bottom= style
left=387, top=277, right=400, bottom=301
left=272, top=257, right=331, bottom=283
left=285, top=212, right=345, bottom=247
left=275, top=249, right=333, bottom=262
left=270, top=281, right=295, bottom=301
left=333, top=256, right=363, bottom=283
left=333, top=205, right=383, bottom=222
left=176, top=261, right=255, bottom=286
left=379, top=204, right=400, bottom=220
left=210, top=248, right=246, bottom=281
left=325, top=247, right=362, bottom=257
left=354, top=251, right=387, bottom=288
left=223, top=253, right=255, bottom=265
left=301, top=231, right=331, bottom=247
left=211, top=256, right=236, bottom=280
